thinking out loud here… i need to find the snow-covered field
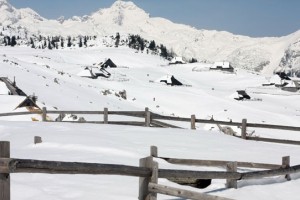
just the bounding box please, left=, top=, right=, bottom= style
left=1, top=45, right=300, bottom=199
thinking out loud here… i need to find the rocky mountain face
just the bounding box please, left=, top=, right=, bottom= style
left=1, top=0, right=300, bottom=76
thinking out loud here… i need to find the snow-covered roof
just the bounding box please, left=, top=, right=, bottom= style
left=269, top=75, right=283, bottom=84
left=155, top=75, right=173, bottom=84
left=155, top=75, right=183, bottom=85
left=77, top=67, right=95, bottom=78
left=211, top=61, right=232, bottom=69
left=283, top=80, right=300, bottom=88
left=170, top=57, right=186, bottom=64
left=0, top=81, right=10, bottom=95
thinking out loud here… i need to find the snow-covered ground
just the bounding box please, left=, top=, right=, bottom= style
left=1, top=121, right=300, bottom=200
left=0, top=45, right=300, bottom=199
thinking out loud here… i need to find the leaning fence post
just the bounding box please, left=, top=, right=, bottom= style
left=226, top=162, right=237, bottom=189
left=150, top=146, right=158, bottom=157
left=191, top=115, right=196, bottom=130
left=42, top=107, right=47, bottom=122
left=0, top=141, right=10, bottom=200
left=282, top=156, right=291, bottom=181
left=145, top=107, right=151, bottom=127
left=139, top=156, right=158, bottom=200
left=241, top=119, right=247, bottom=139
left=104, top=108, right=108, bottom=124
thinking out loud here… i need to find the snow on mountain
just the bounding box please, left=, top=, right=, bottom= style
left=1, top=0, right=300, bottom=75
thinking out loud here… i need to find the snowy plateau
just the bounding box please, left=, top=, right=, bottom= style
left=0, top=0, right=300, bottom=200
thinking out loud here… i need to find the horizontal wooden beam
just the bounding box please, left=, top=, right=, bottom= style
left=151, top=113, right=191, bottom=122
left=158, top=169, right=241, bottom=180
left=151, top=120, right=183, bottom=129
left=1, top=158, right=300, bottom=182
left=243, top=136, right=300, bottom=145
left=108, top=111, right=145, bottom=118
left=47, top=111, right=103, bottom=115
left=247, top=123, right=300, bottom=131
left=158, top=157, right=281, bottom=169
left=7, top=159, right=151, bottom=177
left=241, top=164, right=300, bottom=180
left=148, top=183, right=233, bottom=200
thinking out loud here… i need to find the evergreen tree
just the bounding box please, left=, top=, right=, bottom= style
left=51, top=37, right=56, bottom=47
left=43, top=40, right=47, bottom=49
left=67, top=36, right=72, bottom=47
left=11, top=36, right=17, bottom=47
left=160, top=44, right=168, bottom=58
left=189, top=58, right=198, bottom=63
left=30, top=38, right=35, bottom=48
left=4, top=36, right=10, bottom=46
left=149, top=40, right=156, bottom=51
left=61, top=38, right=64, bottom=48
left=48, top=38, right=52, bottom=50
left=115, top=32, right=120, bottom=47
left=79, top=37, right=83, bottom=48
left=48, top=42, right=52, bottom=50
left=84, top=36, right=87, bottom=47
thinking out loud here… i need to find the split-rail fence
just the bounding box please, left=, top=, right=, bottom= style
left=1, top=142, right=300, bottom=200
left=1, top=107, right=300, bottom=145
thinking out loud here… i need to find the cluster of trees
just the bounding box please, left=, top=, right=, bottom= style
left=0, top=29, right=197, bottom=63
left=28, top=35, right=93, bottom=49
left=127, top=34, right=174, bottom=59
left=2, top=35, right=17, bottom=47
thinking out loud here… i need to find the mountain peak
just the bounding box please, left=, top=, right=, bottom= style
left=89, top=0, right=149, bottom=26
left=111, top=1, right=138, bottom=9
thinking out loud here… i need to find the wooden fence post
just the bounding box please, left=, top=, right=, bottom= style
left=150, top=146, right=158, bottom=157
left=282, top=156, right=291, bottom=181
left=241, top=119, right=247, bottom=139
left=0, top=141, right=10, bottom=200
left=145, top=108, right=151, bottom=127
left=34, top=136, right=42, bottom=144
left=139, top=156, right=158, bottom=200
left=226, top=162, right=237, bottom=189
left=191, top=115, right=196, bottom=130
left=104, top=108, right=108, bottom=124
left=42, top=107, right=47, bottom=122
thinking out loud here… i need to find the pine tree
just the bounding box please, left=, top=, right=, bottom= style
left=149, top=40, right=156, bottom=51
left=48, top=42, right=52, bottom=50
left=115, top=32, right=120, bottom=47
left=79, top=37, right=83, bottom=48
left=61, top=38, right=64, bottom=48
left=43, top=40, right=47, bottom=49
left=67, top=36, right=72, bottom=47
left=84, top=36, right=87, bottom=47
left=11, top=36, right=17, bottom=47
left=160, top=44, right=168, bottom=59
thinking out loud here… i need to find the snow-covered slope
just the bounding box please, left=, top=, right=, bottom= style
left=1, top=46, right=299, bottom=129
left=0, top=33, right=300, bottom=200
left=1, top=121, right=300, bottom=200
left=1, top=0, right=300, bottom=75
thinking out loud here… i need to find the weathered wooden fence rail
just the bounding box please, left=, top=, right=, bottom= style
left=2, top=142, right=300, bottom=200
left=1, top=107, right=300, bottom=145
left=150, top=146, right=293, bottom=189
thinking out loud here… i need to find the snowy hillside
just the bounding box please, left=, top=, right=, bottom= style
left=1, top=0, right=300, bottom=75
left=0, top=30, right=300, bottom=200
left=0, top=46, right=299, bottom=132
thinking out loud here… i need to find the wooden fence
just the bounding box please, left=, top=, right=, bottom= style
left=1, top=142, right=300, bottom=200
left=1, top=107, right=300, bottom=145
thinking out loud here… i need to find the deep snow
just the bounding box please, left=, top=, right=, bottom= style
left=0, top=45, right=300, bottom=199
